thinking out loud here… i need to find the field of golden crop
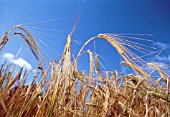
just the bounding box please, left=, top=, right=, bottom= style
left=0, top=25, right=169, bottom=117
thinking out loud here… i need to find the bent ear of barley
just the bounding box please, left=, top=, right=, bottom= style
left=0, top=35, right=9, bottom=51
left=1, top=25, right=40, bottom=55
left=147, top=63, right=167, bottom=83
left=0, top=25, right=43, bottom=66
left=14, top=32, right=39, bottom=60
left=97, top=34, right=124, bottom=56
left=76, top=34, right=144, bottom=71
left=14, top=25, right=40, bottom=54
left=121, top=61, right=150, bottom=79
left=0, top=26, right=46, bottom=84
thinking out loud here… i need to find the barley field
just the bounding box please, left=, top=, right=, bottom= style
left=0, top=1, right=170, bottom=117
left=0, top=23, right=170, bottom=117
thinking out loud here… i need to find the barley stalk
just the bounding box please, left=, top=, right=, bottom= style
left=87, top=50, right=94, bottom=78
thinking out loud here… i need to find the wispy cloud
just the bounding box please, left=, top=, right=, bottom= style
left=152, top=42, right=170, bottom=63
left=3, top=53, right=33, bottom=71
left=156, top=55, right=170, bottom=62
left=153, top=42, right=169, bottom=49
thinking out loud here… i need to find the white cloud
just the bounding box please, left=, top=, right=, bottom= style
left=157, top=55, right=170, bottom=62
left=12, top=58, right=32, bottom=70
left=3, top=53, right=14, bottom=59
left=153, top=42, right=169, bottom=49
left=3, top=53, right=33, bottom=71
left=152, top=42, right=170, bottom=63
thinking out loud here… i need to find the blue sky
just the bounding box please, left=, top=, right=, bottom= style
left=0, top=0, right=170, bottom=75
